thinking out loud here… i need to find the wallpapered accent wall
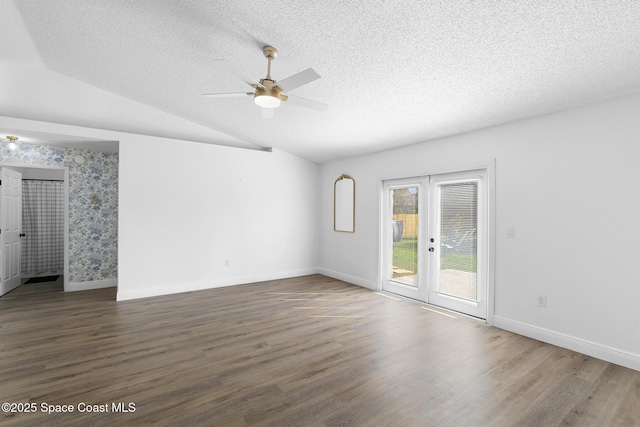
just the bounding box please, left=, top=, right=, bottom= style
left=1, top=143, right=118, bottom=283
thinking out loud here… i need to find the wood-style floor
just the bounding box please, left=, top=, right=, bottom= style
left=1, top=276, right=64, bottom=299
left=0, top=274, right=638, bottom=427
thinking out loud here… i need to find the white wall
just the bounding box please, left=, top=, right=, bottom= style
left=117, top=136, right=320, bottom=300
left=0, top=116, right=320, bottom=301
left=319, top=93, right=640, bottom=371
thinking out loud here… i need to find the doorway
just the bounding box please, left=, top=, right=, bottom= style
left=0, top=164, right=68, bottom=298
left=381, top=168, right=490, bottom=320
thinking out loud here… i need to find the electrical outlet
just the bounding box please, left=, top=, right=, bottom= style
left=537, top=295, right=547, bottom=308
left=224, top=258, right=230, bottom=267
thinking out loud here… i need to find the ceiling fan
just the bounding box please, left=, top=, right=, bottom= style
left=202, top=46, right=328, bottom=118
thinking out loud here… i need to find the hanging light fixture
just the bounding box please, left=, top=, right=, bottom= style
left=5, top=135, right=19, bottom=150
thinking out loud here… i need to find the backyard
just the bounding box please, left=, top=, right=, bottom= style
left=392, top=237, right=477, bottom=276
left=392, top=236, right=478, bottom=300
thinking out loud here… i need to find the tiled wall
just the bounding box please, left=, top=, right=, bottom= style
left=1, top=143, right=118, bottom=283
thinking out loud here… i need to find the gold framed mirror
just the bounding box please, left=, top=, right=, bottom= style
left=334, top=174, right=355, bottom=233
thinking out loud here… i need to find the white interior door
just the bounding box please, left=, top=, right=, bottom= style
left=1, top=167, right=23, bottom=296
left=382, top=169, right=488, bottom=319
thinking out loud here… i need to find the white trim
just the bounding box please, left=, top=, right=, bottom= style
left=377, top=161, right=495, bottom=322
left=485, top=160, right=496, bottom=326
left=380, top=177, right=426, bottom=301
left=494, top=316, right=640, bottom=372
left=116, top=268, right=320, bottom=301
left=318, top=267, right=377, bottom=290
left=68, top=278, right=117, bottom=292
left=426, top=169, right=488, bottom=319
left=0, top=162, right=71, bottom=293
left=379, top=158, right=497, bottom=183
left=64, top=167, right=70, bottom=292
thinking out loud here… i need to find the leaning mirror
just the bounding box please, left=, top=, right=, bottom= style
left=334, top=174, right=355, bottom=233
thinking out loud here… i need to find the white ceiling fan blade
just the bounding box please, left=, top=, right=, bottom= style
left=285, top=94, right=328, bottom=112
left=261, top=108, right=274, bottom=119
left=275, top=68, right=320, bottom=92
left=213, top=59, right=264, bottom=89
left=202, top=92, right=252, bottom=98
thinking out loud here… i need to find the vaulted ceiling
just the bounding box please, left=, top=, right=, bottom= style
left=4, top=1, right=640, bottom=163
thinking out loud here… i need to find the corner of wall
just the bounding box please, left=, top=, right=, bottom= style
left=317, top=267, right=377, bottom=290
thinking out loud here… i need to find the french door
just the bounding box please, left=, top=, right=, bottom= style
left=382, top=169, right=488, bottom=319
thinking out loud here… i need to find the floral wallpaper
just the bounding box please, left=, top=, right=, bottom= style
left=1, top=143, right=118, bottom=283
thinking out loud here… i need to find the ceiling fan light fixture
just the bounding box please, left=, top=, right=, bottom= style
left=254, top=79, right=282, bottom=108
left=254, top=94, right=281, bottom=108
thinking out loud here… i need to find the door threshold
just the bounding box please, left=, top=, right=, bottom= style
left=376, top=290, right=487, bottom=324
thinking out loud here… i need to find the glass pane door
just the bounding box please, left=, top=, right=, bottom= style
left=438, top=182, right=478, bottom=301
left=382, top=179, right=426, bottom=301
left=428, top=170, right=487, bottom=319
left=391, top=186, right=419, bottom=286
left=381, top=170, right=487, bottom=320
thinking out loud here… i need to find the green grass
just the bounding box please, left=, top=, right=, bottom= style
left=441, top=252, right=477, bottom=272
left=392, top=237, right=477, bottom=273
left=392, top=237, right=418, bottom=274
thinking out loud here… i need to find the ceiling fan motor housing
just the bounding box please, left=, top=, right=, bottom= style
left=254, top=79, right=285, bottom=108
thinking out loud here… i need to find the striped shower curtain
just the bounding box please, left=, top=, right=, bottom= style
left=21, top=180, right=64, bottom=277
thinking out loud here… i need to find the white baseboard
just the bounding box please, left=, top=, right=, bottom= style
left=67, top=278, right=117, bottom=292
left=317, top=268, right=377, bottom=290
left=116, top=268, right=320, bottom=301
left=494, top=315, right=640, bottom=372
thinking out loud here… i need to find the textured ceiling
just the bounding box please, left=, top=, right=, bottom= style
left=10, top=0, right=640, bottom=163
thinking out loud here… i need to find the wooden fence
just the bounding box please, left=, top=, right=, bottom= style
left=392, top=214, right=418, bottom=238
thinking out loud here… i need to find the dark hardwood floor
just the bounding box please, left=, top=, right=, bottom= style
left=0, top=274, right=638, bottom=426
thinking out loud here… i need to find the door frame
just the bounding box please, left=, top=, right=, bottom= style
left=0, top=162, right=69, bottom=293
left=381, top=177, right=428, bottom=302
left=378, top=160, right=496, bottom=324
left=427, top=169, right=488, bottom=319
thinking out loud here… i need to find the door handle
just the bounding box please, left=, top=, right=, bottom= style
left=19, top=233, right=26, bottom=237
left=428, top=247, right=435, bottom=252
